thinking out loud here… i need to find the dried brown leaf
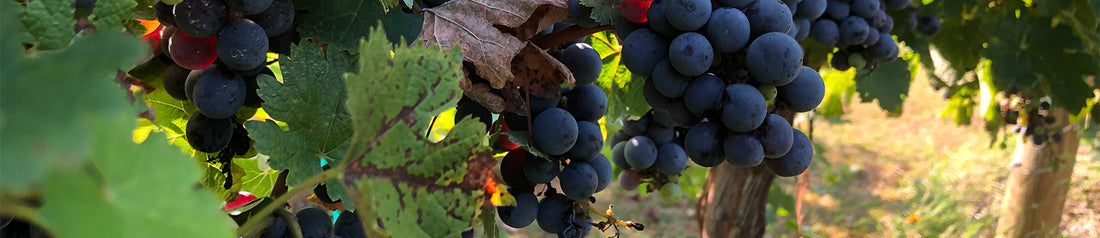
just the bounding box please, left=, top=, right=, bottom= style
left=420, top=0, right=573, bottom=113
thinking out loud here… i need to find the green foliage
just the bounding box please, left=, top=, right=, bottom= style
left=818, top=67, right=858, bottom=118
left=20, top=0, right=76, bottom=50
left=981, top=11, right=1097, bottom=114
left=589, top=31, right=649, bottom=120
left=246, top=43, right=356, bottom=202
left=236, top=158, right=280, bottom=198
left=142, top=79, right=197, bottom=152
left=293, top=0, right=423, bottom=53
left=341, top=26, right=493, bottom=236
left=926, top=16, right=985, bottom=79
left=1, top=2, right=235, bottom=235
left=0, top=17, right=147, bottom=193
left=855, top=58, right=913, bottom=115
left=890, top=0, right=1100, bottom=128
left=39, top=119, right=236, bottom=238
left=131, top=0, right=160, bottom=20
left=941, top=86, right=978, bottom=125
left=580, top=0, right=619, bottom=25
left=137, top=64, right=245, bottom=201
left=91, top=0, right=137, bottom=33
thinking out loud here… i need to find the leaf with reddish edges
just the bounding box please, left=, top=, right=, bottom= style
left=342, top=27, right=496, bottom=236
left=419, top=0, right=572, bottom=113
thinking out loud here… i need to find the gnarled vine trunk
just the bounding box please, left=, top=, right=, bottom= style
left=696, top=110, right=793, bottom=237
left=996, top=110, right=1078, bottom=238
left=696, top=163, right=776, bottom=238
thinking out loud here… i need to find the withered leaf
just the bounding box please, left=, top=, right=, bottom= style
left=420, top=0, right=574, bottom=113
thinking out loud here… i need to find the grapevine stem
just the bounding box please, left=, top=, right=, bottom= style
left=235, top=165, right=344, bottom=236
left=275, top=206, right=304, bottom=238
left=580, top=202, right=607, bottom=218
left=579, top=202, right=638, bottom=229
left=0, top=197, right=54, bottom=237
left=531, top=25, right=614, bottom=50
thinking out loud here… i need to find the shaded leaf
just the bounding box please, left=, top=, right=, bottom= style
left=579, top=0, right=617, bottom=25
left=927, top=17, right=986, bottom=79
left=982, top=12, right=1098, bottom=113
left=294, top=0, right=423, bottom=52
left=855, top=58, right=912, bottom=114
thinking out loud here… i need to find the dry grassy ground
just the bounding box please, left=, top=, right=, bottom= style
left=506, top=74, right=1100, bottom=237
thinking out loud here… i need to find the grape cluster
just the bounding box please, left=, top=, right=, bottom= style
left=613, top=0, right=823, bottom=189
left=153, top=0, right=299, bottom=155
left=798, top=0, right=938, bottom=70
left=260, top=208, right=367, bottom=238
left=452, top=30, right=614, bottom=235
left=497, top=43, right=614, bottom=237
left=1000, top=97, right=1062, bottom=146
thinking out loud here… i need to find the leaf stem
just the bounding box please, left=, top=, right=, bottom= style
left=235, top=165, right=344, bottom=236
left=351, top=178, right=391, bottom=238
left=580, top=202, right=643, bottom=233
left=532, top=25, right=615, bottom=50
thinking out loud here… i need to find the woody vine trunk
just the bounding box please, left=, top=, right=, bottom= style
left=996, top=109, right=1078, bottom=238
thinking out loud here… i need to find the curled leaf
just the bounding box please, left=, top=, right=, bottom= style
left=420, top=0, right=573, bottom=113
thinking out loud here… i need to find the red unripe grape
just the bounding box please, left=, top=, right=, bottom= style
left=621, top=0, right=652, bottom=23
left=496, top=120, right=519, bottom=150
left=143, top=25, right=165, bottom=55
left=169, top=30, right=219, bottom=70
left=224, top=191, right=258, bottom=210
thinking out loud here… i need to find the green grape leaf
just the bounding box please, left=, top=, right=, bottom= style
left=246, top=43, right=356, bottom=200
left=200, top=160, right=246, bottom=200
left=377, top=0, right=402, bottom=10
left=817, top=67, right=856, bottom=118
left=982, top=12, right=1099, bottom=113
left=0, top=0, right=26, bottom=94
left=138, top=69, right=245, bottom=200
left=132, top=0, right=159, bottom=20
left=927, top=17, right=986, bottom=80
left=855, top=58, right=911, bottom=114
left=236, top=158, right=280, bottom=198
left=91, top=0, right=137, bottom=33
left=477, top=208, right=505, bottom=238
left=941, top=86, right=977, bottom=125
left=888, top=10, right=936, bottom=77
left=293, top=0, right=423, bottom=53
left=39, top=119, right=235, bottom=238
left=589, top=31, right=649, bottom=120
left=342, top=27, right=496, bottom=237
left=20, top=0, right=76, bottom=50
left=917, top=0, right=970, bottom=21
left=0, top=32, right=146, bottom=192
left=500, top=131, right=551, bottom=158
left=977, top=59, right=999, bottom=122
left=800, top=39, right=834, bottom=69
left=580, top=0, right=618, bottom=25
